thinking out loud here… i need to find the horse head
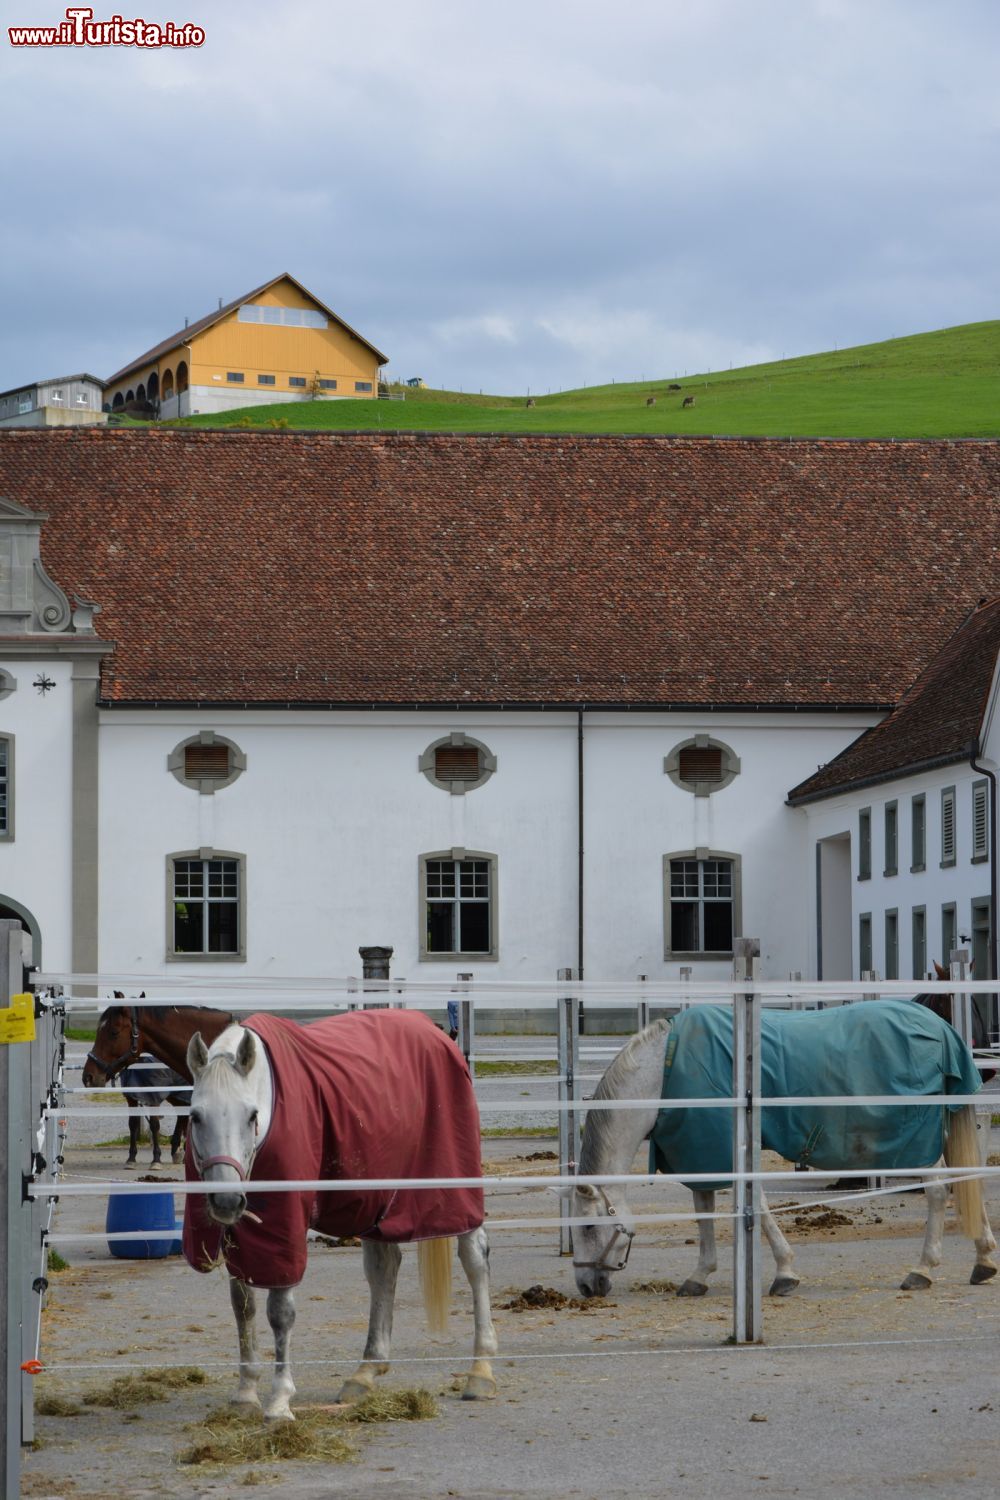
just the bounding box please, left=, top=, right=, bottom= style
left=569, top=1181, right=635, bottom=1299
left=187, top=1026, right=262, bottom=1226
left=81, top=993, right=142, bottom=1087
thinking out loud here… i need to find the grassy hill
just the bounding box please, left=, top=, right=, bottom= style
left=176, top=321, right=1000, bottom=438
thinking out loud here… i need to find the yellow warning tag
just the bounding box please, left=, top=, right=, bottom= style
left=0, top=993, right=36, bottom=1044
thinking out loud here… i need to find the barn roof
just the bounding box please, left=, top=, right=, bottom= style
left=103, top=273, right=389, bottom=387
left=1, top=429, right=999, bottom=709
left=787, top=597, right=1000, bottom=804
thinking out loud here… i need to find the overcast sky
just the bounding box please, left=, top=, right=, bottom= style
left=2, top=0, right=998, bottom=394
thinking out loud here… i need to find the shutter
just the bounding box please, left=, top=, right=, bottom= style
left=184, top=743, right=230, bottom=780
left=435, top=745, right=480, bottom=781
left=678, top=746, right=724, bottom=782
left=942, top=790, right=956, bottom=863
left=973, top=783, right=989, bottom=859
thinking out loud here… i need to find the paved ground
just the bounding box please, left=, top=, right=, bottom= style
left=21, top=1044, right=1000, bottom=1499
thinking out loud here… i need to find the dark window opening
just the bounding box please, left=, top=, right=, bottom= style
left=678, top=746, right=724, bottom=783
left=425, top=858, right=491, bottom=954
left=184, top=743, right=230, bottom=781
left=435, top=745, right=481, bottom=781
left=173, top=858, right=239, bottom=955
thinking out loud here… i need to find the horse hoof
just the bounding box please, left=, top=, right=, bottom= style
left=230, top=1392, right=261, bottom=1410
left=900, top=1272, right=932, bottom=1290
left=677, top=1279, right=708, bottom=1298
left=336, top=1379, right=373, bottom=1404
left=172, top=1152, right=182, bottom=1165
left=123, top=1160, right=136, bottom=1170
left=461, top=1374, right=497, bottom=1401
left=971, top=1264, right=998, bottom=1285
left=263, top=1408, right=295, bottom=1423
left=769, top=1276, right=800, bottom=1298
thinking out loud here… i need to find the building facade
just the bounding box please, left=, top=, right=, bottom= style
left=0, top=430, right=997, bottom=998
left=0, top=375, right=106, bottom=429
left=102, top=274, right=388, bottom=419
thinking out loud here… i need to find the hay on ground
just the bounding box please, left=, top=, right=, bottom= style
left=83, top=1366, right=207, bottom=1409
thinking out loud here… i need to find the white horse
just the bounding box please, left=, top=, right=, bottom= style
left=185, top=1019, right=498, bottom=1420
left=570, top=1014, right=996, bottom=1301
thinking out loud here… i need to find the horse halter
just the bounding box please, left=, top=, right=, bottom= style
left=571, top=1184, right=636, bottom=1274
left=86, top=1005, right=141, bottom=1084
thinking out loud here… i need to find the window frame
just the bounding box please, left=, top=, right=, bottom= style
left=910, top=793, right=926, bottom=873
left=257, top=374, right=276, bottom=386
left=858, top=806, right=872, bottom=881
left=418, top=732, right=497, bottom=795
left=663, top=849, right=742, bottom=961
left=0, top=733, right=13, bottom=841
left=911, top=904, right=927, bottom=982
left=168, top=731, right=246, bottom=794
left=418, top=848, right=498, bottom=962
left=226, top=371, right=245, bottom=384
left=940, top=785, right=956, bottom=867
left=884, top=907, right=899, bottom=981
left=941, top=902, right=957, bottom=970
left=858, top=911, right=873, bottom=976
left=166, top=848, right=246, bottom=963
left=288, top=376, right=306, bottom=388
left=664, top=734, right=741, bottom=798
left=354, top=380, right=373, bottom=393
left=883, top=800, right=898, bottom=877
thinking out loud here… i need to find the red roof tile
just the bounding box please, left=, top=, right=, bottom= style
left=788, top=598, right=1000, bottom=803
left=1, top=430, right=999, bottom=708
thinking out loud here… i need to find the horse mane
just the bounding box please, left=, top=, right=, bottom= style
left=580, top=1018, right=671, bottom=1170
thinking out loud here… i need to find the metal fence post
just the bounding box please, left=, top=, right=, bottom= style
left=1, top=918, right=34, bottom=1498
left=456, top=973, right=474, bottom=1076
left=636, top=974, right=649, bottom=1035
left=732, top=936, right=762, bottom=1345
left=557, top=968, right=581, bottom=1256
left=949, top=948, right=973, bottom=1048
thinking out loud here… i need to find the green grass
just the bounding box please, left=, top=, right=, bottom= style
left=474, top=1060, right=558, bottom=1076
left=170, top=321, right=1000, bottom=439
left=65, top=1027, right=96, bottom=1041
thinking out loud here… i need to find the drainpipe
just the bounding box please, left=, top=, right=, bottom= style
left=969, top=736, right=998, bottom=983
left=577, top=708, right=585, bottom=985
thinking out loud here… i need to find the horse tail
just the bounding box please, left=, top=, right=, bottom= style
left=417, top=1237, right=453, bottom=1334
left=943, top=1105, right=984, bottom=1238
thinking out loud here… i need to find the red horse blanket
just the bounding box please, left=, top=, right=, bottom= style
left=183, top=1010, right=484, bottom=1288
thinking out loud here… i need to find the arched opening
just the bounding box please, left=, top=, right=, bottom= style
left=0, top=896, right=42, bottom=979
left=125, top=389, right=135, bottom=403
left=146, top=371, right=159, bottom=401
left=136, top=383, right=146, bottom=403
left=161, top=368, right=174, bottom=400
left=102, top=402, right=111, bottom=413
left=112, top=392, right=124, bottom=409
left=176, top=361, right=189, bottom=393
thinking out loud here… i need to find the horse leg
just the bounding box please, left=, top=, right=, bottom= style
left=149, top=1115, right=162, bottom=1167
left=337, top=1241, right=401, bottom=1403
left=171, top=1113, right=187, bottom=1165
left=971, top=1188, right=998, bottom=1285
left=761, top=1192, right=799, bottom=1296
left=263, top=1288, right=297, bottom=1421
left=901, top=1176, right=947, bottom=1288
left=678, top=1190, right=717, bottom=1296
left=457, top=1226, right=498, bottom=1400
left=228, top=1277, right=263, bottom=1408
left=125, top=1111, right=139, bottom=1167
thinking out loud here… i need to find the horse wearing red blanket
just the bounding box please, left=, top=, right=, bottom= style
left=184, top=1010, right=496, bottom=1420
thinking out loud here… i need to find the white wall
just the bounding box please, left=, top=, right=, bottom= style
left=0, top=658, right=75, bottom=968
left=96, top=709, right=875, bottom=983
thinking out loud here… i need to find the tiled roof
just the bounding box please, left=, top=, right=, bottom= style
left=103, top=273, right=389, bottom=386
left=1, top=430, right=1000, bottom=707
left=787, top=598, right=1000, bottom=803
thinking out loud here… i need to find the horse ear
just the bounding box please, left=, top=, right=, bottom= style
left=576, top=1183, right=600, bottom=1201
left=187, top=1031, right=210, bottom=1079
left=933, top=961, right=948, bottom=980
left=235, top=1029, right=257, bottom=1077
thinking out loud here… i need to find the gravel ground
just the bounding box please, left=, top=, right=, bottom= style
left=20, top=1100, right=1000, bottom=1500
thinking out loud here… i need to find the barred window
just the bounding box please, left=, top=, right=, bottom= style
left=0, top=738, right=10, bottom=838
left=168, top=732, right=246, bottom=793
left=419, top=733, right=496, bottom=794
left=665, top=736, right=740, bottom=796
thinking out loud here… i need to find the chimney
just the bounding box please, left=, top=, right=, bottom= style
left=218, top=297, right=223, bottom=310
left=184, top=317, right=189, bottom=328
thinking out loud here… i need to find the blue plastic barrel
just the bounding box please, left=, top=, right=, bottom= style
left=106, top=1191, right=177, bottom=1259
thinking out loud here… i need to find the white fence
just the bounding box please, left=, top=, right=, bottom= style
left=4, top=935, right=1000, bottom=1495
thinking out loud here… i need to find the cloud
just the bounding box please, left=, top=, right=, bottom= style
left=2, top=0, right=999, bottom=393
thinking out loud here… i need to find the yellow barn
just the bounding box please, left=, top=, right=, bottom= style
left=102, top=273, right=388, bottom=419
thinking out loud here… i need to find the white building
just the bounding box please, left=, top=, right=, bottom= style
left=0, top=429, right=996, bottom=1001
left=0, top=375, right=106, bottom=429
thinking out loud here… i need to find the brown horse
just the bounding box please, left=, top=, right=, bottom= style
left=914, top=961, right=994, bottom=1079
left=82, top=1000, right=235, bottom=1165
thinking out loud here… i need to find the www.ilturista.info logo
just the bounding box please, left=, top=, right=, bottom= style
left=8, top=6, right=205, bottom=47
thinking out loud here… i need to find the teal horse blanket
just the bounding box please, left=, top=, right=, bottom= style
left=648, top=1000, right=980, bottom=1185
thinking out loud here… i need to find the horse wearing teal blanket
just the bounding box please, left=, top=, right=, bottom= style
left=572, top=1000, right=995, bottom=1300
